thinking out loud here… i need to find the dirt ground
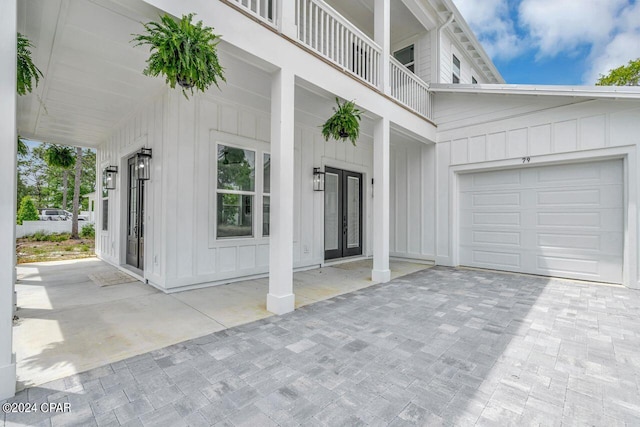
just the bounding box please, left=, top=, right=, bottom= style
left=16, top=237, right=95, bottom=264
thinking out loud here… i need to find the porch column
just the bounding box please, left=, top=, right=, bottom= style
left=0, top=0, right=18, bottom=400
left=374, top=0, right=391, bottom=93
left=278, top=0, right=297, bottom=39
left=267, top=68, right=295, bottom=315
left=372, top=117, right=391, bottom=283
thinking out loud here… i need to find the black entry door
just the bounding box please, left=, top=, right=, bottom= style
left=126, top=156, right=145, bottom=270
left=324, top=167, right=363, bottom=260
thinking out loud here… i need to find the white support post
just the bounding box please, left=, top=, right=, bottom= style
left=374, top=0, right=391, bottom=93
left=279, top=0, right=297, bottom=39
left=372, top=117, right=391, bottom=283
left=0, top=0, right=18, bottom=400
left=267, top=68, right=296, bottom=315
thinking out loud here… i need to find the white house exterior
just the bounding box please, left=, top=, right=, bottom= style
left=2, top=0, right=640, bottom=399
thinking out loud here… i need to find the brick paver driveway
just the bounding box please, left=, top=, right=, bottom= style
left=4, top=267, right=640, bottom=426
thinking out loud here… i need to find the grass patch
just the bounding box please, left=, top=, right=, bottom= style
left=17, top=235, right=95, bottom=264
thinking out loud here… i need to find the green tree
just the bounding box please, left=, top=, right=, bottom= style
left=17, top=196, right=39, bottom=224
left=596, top=58, right=640, bottom=86
left=44, top=145, right=75, bottom=210
left=17, top=33, right=43, bottom=96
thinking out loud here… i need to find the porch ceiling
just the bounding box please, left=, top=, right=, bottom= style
left=17, top=0, right=166, bottom=148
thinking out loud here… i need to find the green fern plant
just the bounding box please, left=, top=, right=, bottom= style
left=132, top=14, right=225, bottom=98
left=17, top=33, right=43, bottom=96
left=321, top=98, right=362, bottom=146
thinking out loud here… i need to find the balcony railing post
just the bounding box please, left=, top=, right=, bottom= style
left=374, top=0, right=390, bottom=93
left=279, top=0, right=297, bottom=38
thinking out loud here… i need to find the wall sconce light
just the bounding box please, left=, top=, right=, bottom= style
left=136, top=148, right=152, bottom=181
left=103, top=166, right=118, bottom=190
left=313, top=167, right=325, bottom=191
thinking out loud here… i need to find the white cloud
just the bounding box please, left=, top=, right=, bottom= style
left=583, top=1, right=640, bottom=84
left=519, top=0, right=628, bottom=57
left=453, top=0, right=525, bottom=59
left=455, top=0, right=640, bottom=84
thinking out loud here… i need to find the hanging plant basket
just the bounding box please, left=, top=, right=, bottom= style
left=321, top=98, right=362, bottom=146
left=17, top=32, right=43, bottom=96
left=132, top=13, right=226, bottom=99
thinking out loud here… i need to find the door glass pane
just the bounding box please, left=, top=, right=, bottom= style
left=217, top=194, right=253, bottom=238
left=263, top=196, right=270, bottom=237
left=217, top=145, right=255, bottom=191
left=346, top=176, right=360, bottom=248
left=324, top=173, right=339, bottom=251
left=263, top=153, right=270, bottom=193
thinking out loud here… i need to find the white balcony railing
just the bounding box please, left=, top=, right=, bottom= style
left=296, top=0, right=381, bottom=87
left=390, top=56, right=431, bottom=118
left=229, top=0, right=277, bottom=26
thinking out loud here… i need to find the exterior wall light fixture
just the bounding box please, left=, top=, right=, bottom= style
left=313, top=167, right=325, bottom=191
left=103, top=166, right=118, bottom=190
left=136, top=148, right=152, bottom=180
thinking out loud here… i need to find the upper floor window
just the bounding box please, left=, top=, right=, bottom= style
left=472, top=76, right=478, bottom=84
left=452, top=55, right=461, bottom=84
left=394, top=45, right=415, bottom=73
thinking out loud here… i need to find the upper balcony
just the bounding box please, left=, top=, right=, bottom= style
left=226, top=0, right=432, bottom=120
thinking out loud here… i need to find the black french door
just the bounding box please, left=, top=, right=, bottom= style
left=324, top=167, right=363, bottom=260
left=126, top=156, right=145, bottom=270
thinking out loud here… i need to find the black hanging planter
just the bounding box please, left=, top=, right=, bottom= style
left=177, top=77, right=195, bottom=89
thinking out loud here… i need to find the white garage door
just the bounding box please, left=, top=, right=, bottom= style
left=459, top=160, right=623, bottom=283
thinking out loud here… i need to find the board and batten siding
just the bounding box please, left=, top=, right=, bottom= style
left=96, top=91, right=167, bottom=286
left=389, top=140, right=436, bottom=261
left=432, top=94, right=640, bottom=287
left=159, top=92, right=374, bottom=290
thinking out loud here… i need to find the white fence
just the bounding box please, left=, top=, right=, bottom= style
left=390, top=56, right=432, bottom=118
left=296, top=0, right=381, bottom=87
left=16, top=221, right=95, bottom=238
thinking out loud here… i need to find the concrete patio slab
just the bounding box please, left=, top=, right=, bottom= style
left=13, top=258, right=428, bottom=391
left=5, top=266, right=640, bottom=426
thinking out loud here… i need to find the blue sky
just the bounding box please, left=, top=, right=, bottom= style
left=452, top=0, right=640, bottom=85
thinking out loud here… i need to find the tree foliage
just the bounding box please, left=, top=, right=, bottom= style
left=132, top=14, right=225, bottom=98
left=17, top=196, right=39, bottom=224
left=17, top=33, right=43, bottom=96
left=18, top=143, right=95, bottom=212
left=596, top=58, right=640, bottom=86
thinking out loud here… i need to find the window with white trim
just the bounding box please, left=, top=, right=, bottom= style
left=262, top=153, right=270, bottom=237
left=453, top=54, right=461, bottom=84
left=216, top=144, right=256, bottom=238
left=394, top=45, right=415, bottom=73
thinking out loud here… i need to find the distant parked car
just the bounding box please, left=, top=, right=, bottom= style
left=39, top=209, right=66, bottom=221
left=63, top=210, right=88, bottom=221
left=39, top=209, right=89, bottom=221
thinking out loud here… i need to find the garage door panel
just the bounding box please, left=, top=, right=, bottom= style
left=465, top=169, right=520, bottom=189
left=459, top=160, right=623, bottom=283
left=471, top=250, right=521, bottom=269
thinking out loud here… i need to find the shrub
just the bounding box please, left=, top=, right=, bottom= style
left=17, top=196, right=39, bottom=225
left=48, top=233, right=70, bottom=242
left=80, top=223, right=95, bottom=239
left=30, top=230, right=48, bottom=241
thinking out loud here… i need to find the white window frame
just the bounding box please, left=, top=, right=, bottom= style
left=393, top=44, right=415, bottom=73
left=452, top=54, right=461, bottom=84
left=215, top=142, right=257, bottom=240
left=262, top=152, right=270, bottom=237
